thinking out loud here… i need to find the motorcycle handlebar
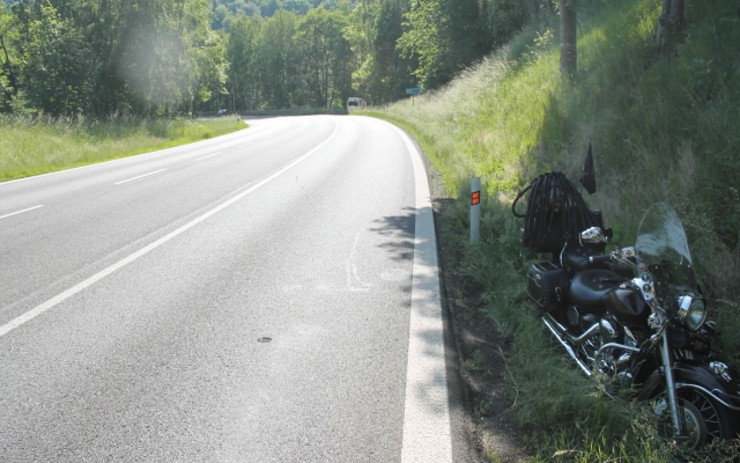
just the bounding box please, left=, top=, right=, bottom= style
left=589, top=254, right=613, bottom=264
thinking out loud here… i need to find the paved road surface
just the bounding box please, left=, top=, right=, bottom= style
left=0, top=116, right=471, bottom=462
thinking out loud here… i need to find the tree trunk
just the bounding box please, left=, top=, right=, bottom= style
left=656, top=0, right=685, bottom=47
left=0, top=34, right=18, bottom=97
left=559, top=0, right=577, bottom=79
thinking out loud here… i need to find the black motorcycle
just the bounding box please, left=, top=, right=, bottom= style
left=512, top=158, right=740, bottom=449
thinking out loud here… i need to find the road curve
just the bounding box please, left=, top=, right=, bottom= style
left=0, top=115, right=469, bottom=462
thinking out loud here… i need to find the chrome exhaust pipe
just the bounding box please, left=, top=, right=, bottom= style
left=594, top=342, right=640, bottom=360
left=542, top=315, right=593, bottom=377
left=542, top=313, right=600, bottom=345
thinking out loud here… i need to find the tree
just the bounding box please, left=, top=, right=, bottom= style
left=0, top=4, right=19, bottom=112
left=479, top=0, right=537, bottom=49
left=116, top=3, right=189, bottom=115
left=182, top=0, right=229, bottom=113
left=397, top=0, right=450, bottom=88
left=254, top=10, right=299, bottom=108
left=104, top=0, right=225, bottom=116
left=397, top=0, right=485, bottom=89
left=344, top=0, right=415, bottom=104
left=2, top=0, right=226, bottom=116
left=559, top=0, right=576, bottom=78
left=283, top=0, right=312, bottom=14
left=294, top=7, right=351, bottom=108
left=227, top=15, right=262, bottom=111
left=656, top=0, right=685, bottom=48
left=372, top=0, right=413, bottom=102
left=21, top=3, right=94, bottom=115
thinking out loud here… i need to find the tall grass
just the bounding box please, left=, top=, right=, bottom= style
left=0, top=116, right=246, bottom=182
left=370, top=0, right=740, bottom=460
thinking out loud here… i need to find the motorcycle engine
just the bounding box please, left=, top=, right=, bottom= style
left=592, top=316, right=640, bottom=388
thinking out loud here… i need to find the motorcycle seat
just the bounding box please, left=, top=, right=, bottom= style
left=562, top=246, right=608, bottom=271
left=568, top=269, right=624, bottom=310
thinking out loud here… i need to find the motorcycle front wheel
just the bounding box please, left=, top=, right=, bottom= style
left=655, top=388, right=738, bottom=450
left=677, top=388, right=738, bottom=445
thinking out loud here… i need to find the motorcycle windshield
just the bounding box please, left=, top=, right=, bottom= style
left=635, top=202, right=696, bottom=293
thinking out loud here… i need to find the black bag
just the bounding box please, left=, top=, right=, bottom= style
left=512, top=172, right=606, bottom=254
left=527, top=262, right=569, bottom=312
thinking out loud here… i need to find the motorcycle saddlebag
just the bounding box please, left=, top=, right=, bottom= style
left=527, top=262, right=569, bottom=312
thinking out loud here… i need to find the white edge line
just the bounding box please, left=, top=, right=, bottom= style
left=394, top=123, right=453, bottom=463
left=114, top=168, right=168, bottom=185
left=0, top=205, right=46, bottom=221
left=0, top=121, right=339, bottom=339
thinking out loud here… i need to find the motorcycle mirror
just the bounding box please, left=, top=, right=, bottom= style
left=579, top=226, right=608, bottom=245
left=580, top=142, right=596, bottom=195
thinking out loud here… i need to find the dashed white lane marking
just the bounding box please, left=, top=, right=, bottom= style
left=0, top=205, right=45, bottom=221
left=0, top=121, right=339, bottom=339
left=114, top=168, right=168, bottom=185
left=195, top=151, right=223, bottom=161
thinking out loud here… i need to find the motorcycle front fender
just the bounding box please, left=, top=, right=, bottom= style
left=637, top=361, right=740, bottom=412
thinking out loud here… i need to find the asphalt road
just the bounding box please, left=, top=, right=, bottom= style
left=0, top=115, right=470, bottom=462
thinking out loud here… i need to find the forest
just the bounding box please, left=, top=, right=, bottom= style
left=0, top=0, right=541, bottom=117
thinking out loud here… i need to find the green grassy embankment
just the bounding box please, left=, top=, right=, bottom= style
left=369, top=0, right=739, bottom=461
left=0, top=116, right=246, bottom=182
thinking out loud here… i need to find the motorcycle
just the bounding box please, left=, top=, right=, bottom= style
left=512, top=154, right=740, bottom=449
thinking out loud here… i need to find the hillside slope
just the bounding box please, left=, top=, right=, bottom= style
left=374, top=0, right=740, bottom=460
left=382, top=0, right=738, bottom=323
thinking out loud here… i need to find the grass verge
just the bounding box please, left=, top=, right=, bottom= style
left=0, top=116, right=246, bottom=182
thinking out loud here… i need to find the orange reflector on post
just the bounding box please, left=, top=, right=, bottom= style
left=470, top=177, right=481, bottom=243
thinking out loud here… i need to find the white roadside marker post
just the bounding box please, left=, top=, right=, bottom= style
left=470, top=177, right=481, bottom=244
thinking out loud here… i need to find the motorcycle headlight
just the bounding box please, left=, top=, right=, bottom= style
left=677, top=295, right=706, bottom=331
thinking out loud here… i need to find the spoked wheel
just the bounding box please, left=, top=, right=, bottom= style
left=678, top=388, right=737, bottom=445
left=655, top=388, right=738, bottom=450
left=655, top=397, right=706, bottom=449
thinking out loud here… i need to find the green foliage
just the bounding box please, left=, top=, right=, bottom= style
left=346, top=0, right=415, bottom=104
left=374, top=0, right=740, bottom=459
left=397, top=0, right=484, bottom=89
left=479, top=0, right=542, bottom=49
left=254, top=10, right=299, bottom=108
left=1, top=0, right=228, bottom=117
left=210, top=0, right=356, bottom=26
left=226, top=15, right=262, bottom=110
left=396, top=0, right=446, bottom=87
left=397, top=0, right=543, bottom=89
left=1, top=0, right=541, bottom=115
left=21, top=3, right=93, bottom=115
left=0, top=3, right=20, bottom=112
left=185, top=1, right=230, bottom=112
left=224, top=6, right=356, bottom=111
left=294, top=7, right=352, bottom=108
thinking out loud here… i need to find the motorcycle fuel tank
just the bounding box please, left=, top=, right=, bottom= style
left=605, top=287, right=649, bottom=325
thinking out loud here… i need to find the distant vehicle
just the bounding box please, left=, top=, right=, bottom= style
left=346, top=97, right=366, bottom=111
left=217, top=109, right=228, bottom=116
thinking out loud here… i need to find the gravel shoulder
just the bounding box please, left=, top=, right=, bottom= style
left=428, top=182, right=533, bottom=462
